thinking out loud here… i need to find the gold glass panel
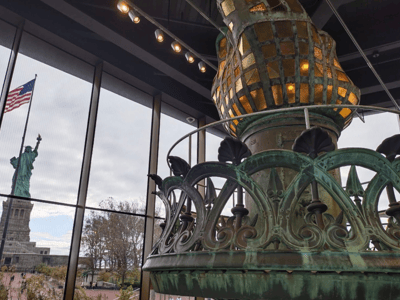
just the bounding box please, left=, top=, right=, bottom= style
left=236, top=78, right=243, bottom=92
left=218, top=60, right=226, bottom=78
left=338, top=87, right=347, bottom=98
left=233, top=103, right=242, bottom=116
left=212, top=93, right=216, bottom=102
left=275, top=21, right=293, bottom=38
left=227, top=76, right=232, bottom=87
left=280, top=41, right=295, bottom=55
left=234, top=54, right=238, bottom=66
left=250, top=3, right=267, bottom=12
left=219, top=38, right=227, bottom=58
left=229, top=109, right=239, bottom=125
left=312, top=26, right=320, bottom=44
left=296, top=21, right=308, bottom=39
left=229, top=22, right=234, bottom=31
left=220, top=104, right=225, bottom=114
left=300, top=60, right=309, bottom=76
left=223, top=83, right=227, bottom=93
left=286, top=83, right=296, bottom=103
left=272, top=85, right=283, bottom=106
left=286, top=0, right=303, bottom=13
left=340, top=108, right=352, bottom=118
left=327, top=67, right=332, bottom=78
left=300, top=83, right=309, bottom=103
left=250, top=88, right=267, bottom=110
left=262, top=44, right=277, bottom=59
left=234, top=67, right=240, bottom=77
left=217, top=86, right=220, bottom=98
left=242, top=53, right=256, bottom=69
left=337, top=71, right=349, bottom=82
left=314, top=47, right=323, bottom=60
left=254, top=22, right=274, bottom=42
left=283, top=59, right=295, bottom=77
left=229, top=88, right=234, bottom=99
left=334, top=58, right=342, bottom=69
left=299, top=42, right=309, bottom=55
left=267, top=61, right=280, bottom=79
left=239, top=95, right=253, bottom=113
left=327, top=85, right=333, bottom=101
left=334, top=99, right=342, bottom=111
left=239, top=34, right=251, bottom=56
left=225, top=95, right=229, bottom=105
left=315, top=63, right=324, bottom=77
left=244, top=69, right=260, bottom=85
left=221, top=0, right=235, bottom=16
left=222, top=67, right=228, bottom=81
left=229, top=123, right=236, bottom=132
left=314, top=84, right=323, bottom=104
left=348, top=92, right=358, bottom=105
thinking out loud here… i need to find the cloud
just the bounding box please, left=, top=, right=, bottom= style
left=31, top=230, right=72, bottom=255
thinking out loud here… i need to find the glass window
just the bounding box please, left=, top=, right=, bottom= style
left=0, top=32, right=93, bottom=204
left=157, top=106, right=198, bottom=180
left=339, top=113, right=399, bottom=214
left=206, top=131, right=236, bottom=217
left=79, top=207, right=144, bottom=298
left=86, top=73, right=153, bottom=212
left=0, top=195, right=73, bottom=298
left=0, top=19, right=16, bottom=84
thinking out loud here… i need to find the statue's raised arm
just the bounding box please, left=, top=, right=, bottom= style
left=34, top=134, right=41, bottom=153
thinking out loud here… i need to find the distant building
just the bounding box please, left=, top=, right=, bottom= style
left=0, top=198, right=68, bottom=271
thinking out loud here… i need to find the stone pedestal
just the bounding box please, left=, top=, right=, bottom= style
left=0, top=198, right=33, bottom=242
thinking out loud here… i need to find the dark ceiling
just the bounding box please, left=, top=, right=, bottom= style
left=1, top=0, right=400, bottom=120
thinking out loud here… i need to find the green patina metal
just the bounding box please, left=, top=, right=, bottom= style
left=145, top=135, right=400, bottom=299
left=150, top=270, right=400, bottom=300
left=10, top=136, right=41, bottom=198
left=145, top=0, right=396, bottom=298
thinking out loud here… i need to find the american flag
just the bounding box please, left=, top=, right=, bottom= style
left=5, top=79, right=36, bottom=113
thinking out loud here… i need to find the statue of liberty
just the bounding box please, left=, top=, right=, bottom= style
left=10, top=134, right=41, bottom=198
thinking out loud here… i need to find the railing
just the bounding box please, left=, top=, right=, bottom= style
left=166, top=104, right=400, bottom=170
left=147, top=104, right=400, bottom=269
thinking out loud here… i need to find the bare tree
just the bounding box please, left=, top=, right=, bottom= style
left=81, top=198, right=144, bottom=286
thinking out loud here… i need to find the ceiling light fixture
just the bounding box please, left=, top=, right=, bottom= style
left=171, top=41, right=182, bottom=53
left=116, top=0, right=217, bottom=72
left=198, top=61, right=206, bottom=73
left=185, top=52, right=195, bottom=63
left=128, top=10, right=140, bottom=24
left=117, top=1, right=130, bottom=13
left=155, top=29, right=164, bottom=42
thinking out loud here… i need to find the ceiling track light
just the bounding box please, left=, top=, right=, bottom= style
left=171, top=41, right=182, bottom=53
left=198, top=61, right=206, bottom=73
left=128, top=10, right=140, bottom=24
left=117, top=1, right=130, bottom=13
left=116, top=1, right=217, bottom=72
left=185, top=52, right=195, bottom=63
left=155, top=29, right=164, bottom=43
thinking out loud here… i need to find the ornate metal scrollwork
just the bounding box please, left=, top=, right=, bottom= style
left=148, top=131, right=400, bottom=255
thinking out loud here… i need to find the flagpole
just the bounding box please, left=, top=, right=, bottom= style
left=0, top=75, right=38, bottom=264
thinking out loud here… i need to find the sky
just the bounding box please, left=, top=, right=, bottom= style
left=0, top=19, right=399, bottom=256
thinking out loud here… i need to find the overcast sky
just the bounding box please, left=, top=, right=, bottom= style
left=0, top=21, right=399, bottom=256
